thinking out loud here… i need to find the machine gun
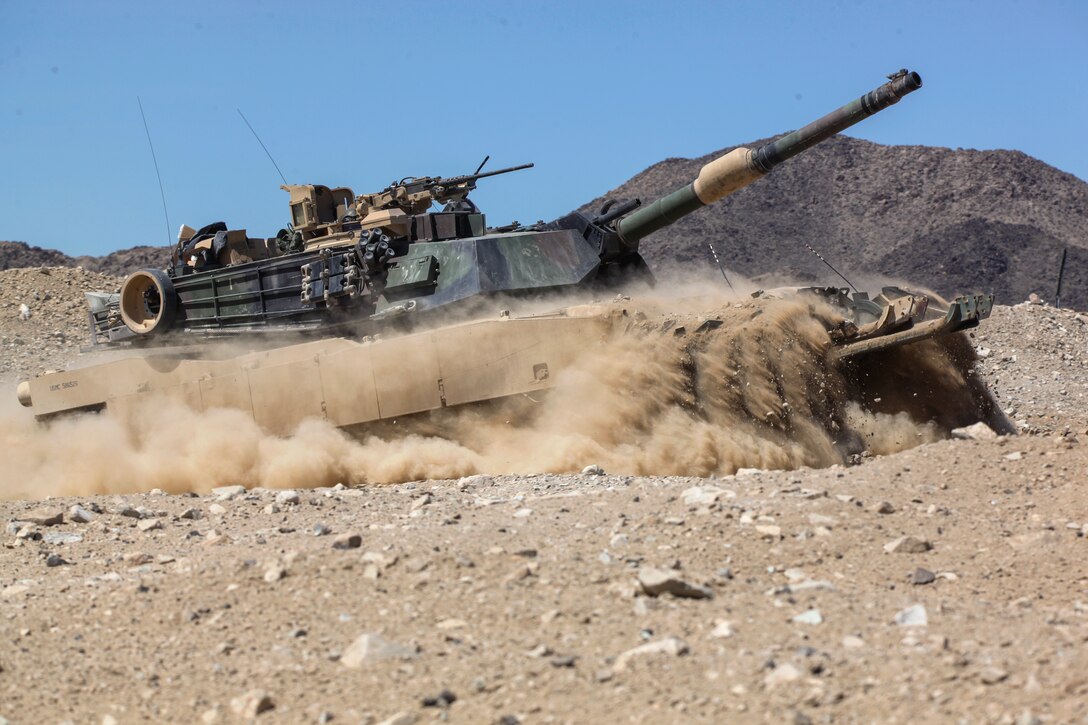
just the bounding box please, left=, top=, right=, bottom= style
left=358, top=162, right=534, bottom=216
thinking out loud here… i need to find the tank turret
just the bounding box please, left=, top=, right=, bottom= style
left=88, top=69, right=924, bottom=344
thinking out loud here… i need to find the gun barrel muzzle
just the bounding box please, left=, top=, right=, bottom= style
left=751, top=70, right=922, bottom=172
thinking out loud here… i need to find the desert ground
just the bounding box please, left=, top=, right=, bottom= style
left=2, top=267, right=1088, bottom=724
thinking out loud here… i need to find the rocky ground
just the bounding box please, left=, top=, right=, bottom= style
left=0, top=267, right=121, bottom=379
left=2, top=268, right=1088, bottom=723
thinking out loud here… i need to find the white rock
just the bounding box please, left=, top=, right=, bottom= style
left=208, top=503, right=227, bottom=516
left=68, top=505, right=95, bottom=523
left=18, top=303, right=30, bottom=320
left=43, top=531, right=83, bottom=545
left=263, top=565, right=286, bottom=583
left=792, top=609, right=824, bottom=625
left=137, top=519, right=162, bottom=532
left=735, top=467, right=762, bottom=476
left=894, top=604, right=928, bottom=627
left=581, top=464, right=604, bottom=475
left=884, top=536, right=932, bottom=554
left=764, top=662, right=802, bottom=689
left=708, top=620, right=734, bottom=639
left=435, top=618, right=466, bottom=630
left=951, top=422, right=997, bottom=441
left=613, top=636, right=689, bottom=671
left=376, top=713, right=418, bottom=725
left=513, top=508, right=533, bottom=518
left=755, top=524, right=782, bottom=539
left=340, top=633, right=418, bottom=668
left=275, top=490, right=300, bottom=505
left=212, top=485, right=246, bottom=501
left=637, top=567, right=713, bottom=599
left=787, top=579, right=835, bottom=593
left=681, top=486, right=734, bottom=507
left=229, top=689, right=274, bottom=718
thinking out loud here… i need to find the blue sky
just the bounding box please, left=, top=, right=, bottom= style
left=2, top=0, right=1086, bottom=256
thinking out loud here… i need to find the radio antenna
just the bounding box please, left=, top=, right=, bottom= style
left=707, top=243, right=735, bottom=292
left=237, top=109, right=288, bottom=185
left=137, top=97, right=171, bottom=245
left=804, top=241, right=857, bottom=293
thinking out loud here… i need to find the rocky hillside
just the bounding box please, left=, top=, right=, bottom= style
left=582, top=136, right=1088, bottom=309
left=0, top=241, right=168, bottom=277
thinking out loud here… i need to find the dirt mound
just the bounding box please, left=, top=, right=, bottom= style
left=582, top=135, right=1088, bottom=309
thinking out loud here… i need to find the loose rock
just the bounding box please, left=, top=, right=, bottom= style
left=332, top=532, right=362, bottom=550
left=894, top=604, right=928, bottom=627
left=19, top=507, right=64, bottom=527
left=340, top=633, right=418, bottom=667
left=375, top=713, right=418, bottom=725
left=67, top=505, right=94, bottom=523
left=709, top=620, right=735, bottom=638
left=911, top=568, right=936, bottom=585
left=230, top=689, right=274, bottom=719
left=951, top=422, right=998, bottom=441
left=637, top=567, right=713, bottom=600
left=764, top=662, right=803, bottom=689
left=613, top=636, right=689, bottom=671
left=884, top=536, right=932, bottom=554
left=792, top=609, right=824, bottom=625
left=212, top=485, right=247, bottom=501
left=42, top=531, right=82, bottom=545
left=681, top=486, right=731, bottom=507
left=421, top=689, right=456, bottom=707
left=275, top=490, right=300, bottom=505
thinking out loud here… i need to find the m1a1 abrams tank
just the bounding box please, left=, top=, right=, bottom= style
left=17, top=68, right=1001, bottom=435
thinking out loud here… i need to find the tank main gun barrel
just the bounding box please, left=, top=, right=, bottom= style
left=614, top=69, right=922, bottom=246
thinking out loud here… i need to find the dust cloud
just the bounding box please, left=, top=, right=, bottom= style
left=0, top=292, right=996, bottom=500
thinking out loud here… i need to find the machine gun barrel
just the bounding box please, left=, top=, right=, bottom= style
left=614, top=70, right=922, bottom=246
left=440, top=162, right=534, bottom=187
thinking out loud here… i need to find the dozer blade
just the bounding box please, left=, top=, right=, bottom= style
left=830, top=294, right=994, bottom=361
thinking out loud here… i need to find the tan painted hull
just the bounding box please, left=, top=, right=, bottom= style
left=24, top=306, right=617, bottom=434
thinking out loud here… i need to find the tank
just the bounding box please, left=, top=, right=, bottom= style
left=17, top=68, right=1005, bottom=435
